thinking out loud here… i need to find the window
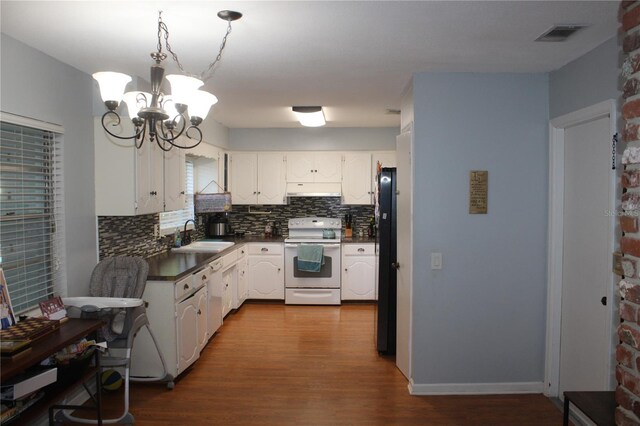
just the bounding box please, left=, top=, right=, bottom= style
left=0, top=115, right=66, bottom=313
left=159, top=160, right=194, bottom=233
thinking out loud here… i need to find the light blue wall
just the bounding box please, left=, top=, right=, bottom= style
left=411, top=73, right=549, bottom=384
left=549, top=36, right=619, bottom=119
left=229, top=127, right=398, bottom=151
left=1, top=34, right=97, bottom=297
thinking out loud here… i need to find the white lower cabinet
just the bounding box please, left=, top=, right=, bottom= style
left=220, top=249, right=238, bottom=318
left=207, top=258, right=224, bottom=338
left=236, top=247, right=248, bottom=307
left=341, top=243, right=376, bottom=300
left=131, top=269, right=208, bottom=380
left=248, top=243, right=284, bottom=299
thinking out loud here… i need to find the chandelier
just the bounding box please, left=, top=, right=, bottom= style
left=93, top=10, right=242, bottom=151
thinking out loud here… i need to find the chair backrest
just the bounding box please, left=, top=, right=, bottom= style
left=89, top=257, right=149, bottom=299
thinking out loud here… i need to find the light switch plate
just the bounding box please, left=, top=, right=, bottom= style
left=431, top=252, right=442, bottom=270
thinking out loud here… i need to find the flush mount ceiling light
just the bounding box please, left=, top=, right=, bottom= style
left=93, top=10, right=242, bottom=151
left=292, top=106, right=326, bottom=127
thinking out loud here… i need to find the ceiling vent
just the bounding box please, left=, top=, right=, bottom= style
left=385, top=108, right=401, bottom=115
left=535, top=25, right=587, bottom=42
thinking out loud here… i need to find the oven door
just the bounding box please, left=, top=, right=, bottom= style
left=284, top=243, right=341, bottom=289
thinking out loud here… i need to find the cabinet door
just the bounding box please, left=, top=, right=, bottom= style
left=248, top=256, right=284, bottom=299
left=286, top=152, right=315, bottom=182
left=237, top=255, right=248, bottom=306
left=177, top=295, right=199, bottom=373
left=196, top=287, right=208, bottom=351
left=230, top=153, right=258, bottom=204
left=164, top=147, right=186, bottom=212
left=314, top=152, right=342, bottom=182
left=136, top=139, right=164, bottom=214
left=342, top=153, right=373, bottom=205
left=342, top=255, right=376, bottom=300
left=258, top=153, right=286, bottom=205
left=222, top=268, right=235, bottom=316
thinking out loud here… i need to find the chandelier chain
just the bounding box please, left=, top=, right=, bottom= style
left=156, top=11, right=234, bottom=81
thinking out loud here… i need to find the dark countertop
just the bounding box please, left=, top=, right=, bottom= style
left=146, top=236, right=374, bottom=281
left=145, top=236, right=286, bottom=281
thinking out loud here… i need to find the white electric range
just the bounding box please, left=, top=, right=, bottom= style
left=284, top=217, right=342, bottom=305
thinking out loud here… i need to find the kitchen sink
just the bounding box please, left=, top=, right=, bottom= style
left=172, top=240, right=235, bottom=253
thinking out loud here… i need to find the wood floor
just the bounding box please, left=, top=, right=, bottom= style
left=103, top=302, right=564, bottom=425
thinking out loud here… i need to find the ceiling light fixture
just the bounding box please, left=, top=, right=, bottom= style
left=93, top=10, right=242, bottom=151
left=292, top=106, right=326, bottom=127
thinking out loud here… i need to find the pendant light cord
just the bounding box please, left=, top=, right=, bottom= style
left=156, top=11, right=235, bottom=82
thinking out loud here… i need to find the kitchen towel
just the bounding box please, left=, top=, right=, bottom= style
left=297, top=244, right=324, bottom=273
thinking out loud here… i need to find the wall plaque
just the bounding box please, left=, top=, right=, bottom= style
left=469, top=170, right=488, bottom=214
left=195, top=193, right=232, bottom=213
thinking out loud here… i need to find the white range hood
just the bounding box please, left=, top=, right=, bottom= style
left=285, top=182, right=342, bottom=197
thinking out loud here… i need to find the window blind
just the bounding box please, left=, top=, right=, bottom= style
left=159, top=160, right=195, bottom=232
left=0, top=117, right=66, bottom=313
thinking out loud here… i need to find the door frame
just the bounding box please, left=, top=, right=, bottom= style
left=544, top=99, right=617, bottom=397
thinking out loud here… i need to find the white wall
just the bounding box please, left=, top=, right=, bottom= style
left=410, top=73, right=549, bottom=387
left=229, top=127, right=398, bottom=151
left=1, top=34, right=97, bottom=297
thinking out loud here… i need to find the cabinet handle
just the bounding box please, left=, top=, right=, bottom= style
left=310, top=169, right=314, bottom=173
left=253, top=191, right=257, bottom=194
left=358, top=248, right=365, bottom=252
left=345, top=268, right=348, bottom=272
left=278, top=268, right=281, bottom=272
left=197, top=309, right=202, bottom=315
left=261, top=247, right=269, bottom=252
left=258, top=191, right=261, bottom=194
left=202, top=275, right=207, bottom=280
left=180, top=191, right=185, bottom=195
left=150, top=191, right=157, bottom=196
left=315, top=169, right=318, bottom=172
left=183, top=284, right=189, bottom=290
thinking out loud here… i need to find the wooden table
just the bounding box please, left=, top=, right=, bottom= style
left=563, top=391, right=616, bottom=426
left=0, top=318, right=104, bottom=425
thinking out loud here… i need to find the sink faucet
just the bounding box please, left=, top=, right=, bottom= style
left=183, top=219, right=196, bottom=245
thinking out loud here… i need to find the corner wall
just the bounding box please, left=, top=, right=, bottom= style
left=410, top=73, right=549, bottom=389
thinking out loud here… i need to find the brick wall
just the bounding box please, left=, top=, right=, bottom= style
left=619, top=2, right=640, bottom=424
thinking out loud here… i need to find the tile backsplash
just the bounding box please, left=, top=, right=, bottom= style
left=98, top=197, right=374, bottom=259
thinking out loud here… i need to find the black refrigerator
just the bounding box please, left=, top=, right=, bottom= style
left=375, top=167, right=397, bottom=354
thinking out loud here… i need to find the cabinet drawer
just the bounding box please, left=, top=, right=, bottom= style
left=342, top=244, right=374, bottom=256
left=193, top=268, right=209, bottom=289
left=175, top=274, right=194, bottom=301
left=220, top=250, right=238, bottom=269
left=248, top=243, right=283, bottom=256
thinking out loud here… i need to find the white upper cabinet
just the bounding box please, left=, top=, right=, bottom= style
left=164, top=146, right=186, bottom=212
left=286, top=152, right=342, bottom=183
left=229, top=152, right=258, bottom=205
left=258, top=153, right=287, bottom=204
left=342, top=152, right=373, bottom=205
left=229, top=152, right=286, bottom=205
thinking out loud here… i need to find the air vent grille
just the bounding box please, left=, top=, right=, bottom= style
left=535, top=25, right=587, bottom=42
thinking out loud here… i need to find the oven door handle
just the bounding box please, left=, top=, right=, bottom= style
left=285, top=243, right=341, bottom=248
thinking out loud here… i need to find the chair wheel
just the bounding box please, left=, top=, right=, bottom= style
left=167, top=381, right=175, bottom=390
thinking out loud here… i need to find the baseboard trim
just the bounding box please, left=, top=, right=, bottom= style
left=408, top=380, right=544, bottom=395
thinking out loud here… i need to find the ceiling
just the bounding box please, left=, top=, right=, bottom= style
left=0, top=1, right=619, bottom=129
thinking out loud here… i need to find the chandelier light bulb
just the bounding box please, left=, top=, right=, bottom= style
left=188, top=90, right=218, bottom=122
left=166, top=74, right=204, bottom=107
left=93, top=72, right=132, bottom=106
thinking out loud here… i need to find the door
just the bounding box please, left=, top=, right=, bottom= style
left=258, top=153, right=286, bottom=204
left=136, top=138, right=163, bottom=214
left=164, top=147, right=186, bottom=211
left=177, top=294, right=199, bottom=373
left=342, top=153, right=373, bottom=205
left=286, top=152, right=315, bottom=182
left=559, top=115, right=613, bottom=394
left=342, top=256, right=375, bottom=300
left=395, top=130, right=413, bottom=379
left=314, top=152, right=342, bottom=182
left=249, top=256, right=284, bottom=298
left=196, top=286, right=208, bottom=351
left=230, top=153, right=258, bottom=204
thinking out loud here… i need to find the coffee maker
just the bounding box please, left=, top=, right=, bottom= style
left=207, top=213, right=232, bottom=237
